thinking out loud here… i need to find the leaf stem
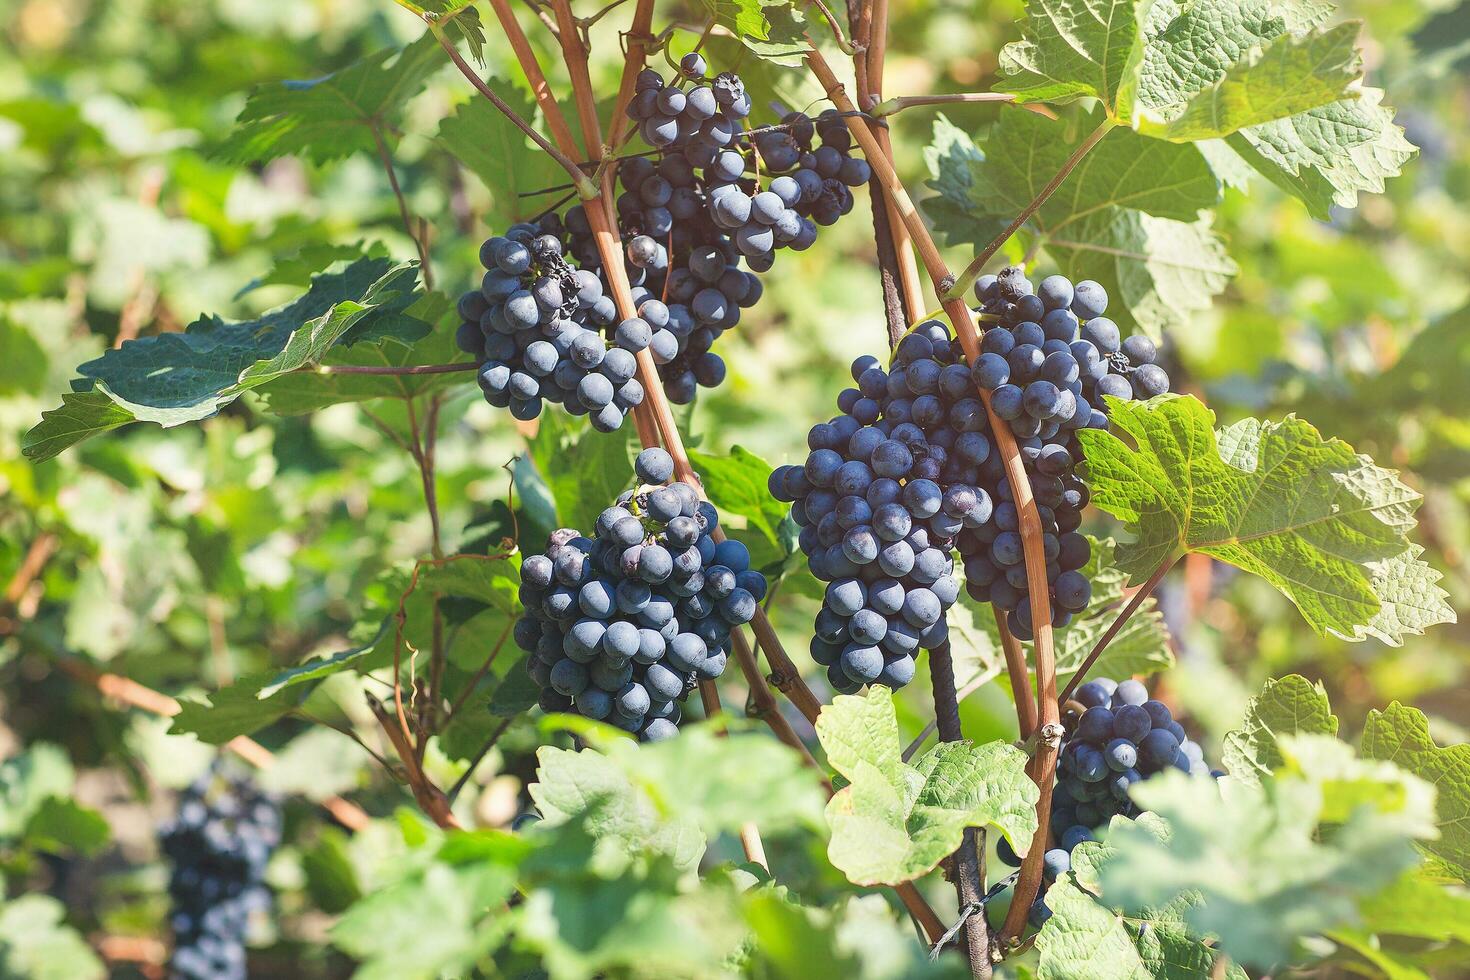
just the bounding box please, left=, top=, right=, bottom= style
left=943, top=118, right=1115, bottom=303
left=871, top=92, right=1016, bottom=117
left=370, top=125, right=435, bottom=288
left=486, top=0, right=582, bottom=156
left=1057, top=556, right=1178, bottom=704
left=807, top=0, right=857, bottom=54
left=419, top=18, right=598, bottom=199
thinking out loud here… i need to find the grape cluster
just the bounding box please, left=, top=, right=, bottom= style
left=767, top=327, right=985, bottom=693
left=159, top=765, right=281, bottom=980
left=997, top=677, right=1214, bottom=928
left=516, top=449, right=767, bottom=741
left=963, top=269, right=1173, bottom=639
left=570, top=57, right=870, bottom=402
left=455, top=223, right=648, bottom=431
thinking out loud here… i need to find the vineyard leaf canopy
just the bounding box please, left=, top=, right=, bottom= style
left=1222, top=673, right=1339, bottom=786
left=922, top=112, right=1235, bottom=336
left=1097, top=743, right=1435, bottom=969
left=814, top=686, right=1038, bottom=885
left=1076, top=394, right=1455, bottom=645
left=23, top=257, right=426, bottom=462
left=215, top=34, right=444, bottom=165
left=1362, top=701, right=1470, bottom=880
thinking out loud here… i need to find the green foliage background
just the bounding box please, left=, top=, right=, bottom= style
left=1, top=0, right=1469, bottom=976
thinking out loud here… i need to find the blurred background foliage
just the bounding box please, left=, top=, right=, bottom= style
left=1, top=0, right=1467, bottom=975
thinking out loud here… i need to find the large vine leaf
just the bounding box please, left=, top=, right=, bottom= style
left=1222, top=674, right=1339, bottom=786
left=436, top=91, right=563, bottom=224
left=1362, top=702, right=1470, bottom=880
left=215, top=35, right=444, bottom=165
left=922, top=112, right=1232, bottom=335
left=814, top=686, right=1037, bottom=886
left=1000, top=0, right=1362, bottom=138
left=1076, top=394, right=1454, bottom=645
left=24, top=258, right=426, bottom=462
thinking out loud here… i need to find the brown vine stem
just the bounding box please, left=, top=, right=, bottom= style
left=56, top=657, right=370, bottom=832
left=804, top=45, right=1060, bottom=949
left=997, top=610, right=1038, bottom=737
left=1057, top=556, right=1178, bottom=704
left=871, top=92, right=1016, bottom=118
left=943, top=118, right=1115, bottom=303
left=549, top=0, right=603, bottom=160
left=487, top=0, right=581, bottom=156
left=807, top=0, right=856, bottom=54
left=371, top=126, right=435, bottom=288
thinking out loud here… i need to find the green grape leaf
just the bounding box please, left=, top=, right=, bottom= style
left=531, top=727, right=823, bottom=869
left=0, top=745, right=76, bottom=839
left=1098, top=764, right=1432, bottom=968
left=815, top=686, right=1038, bottom=885
left=1226, top=87, right=1415, bottom=218
left=0, top=896, right=105, bottom=980
left=24, top=258, right=426, bottom=462
left=215, top=35, right=443, bottom=165
left=1041, top=209, right=1235, bottom=336
left=695, top=0, right=809, bottom=67
left=258, top=629, right=386, bottom=699
left=255, top=293, right=472, bottom=415
left=1135, top=2, right=1362, bottom=140
left=436, top=91, right=563, bottom=224
left=996, top=0, right=1150, bottom=116
left=1349, top=868, right=1470, bottom=945
left=526, top=413, right=636, bottom=536
left=1222, top=674, right=1338, bottom=786
left=169, top=671, right=310, bottom=744
left=691, top=445, right=793, bottom=569
left=1362, top=702, right=1470, bottom=880
left=22, top=798, right=110, bottom=858
left=922, top=111, right=1230, bottom=335
left=1077, top=394, right=1454, bottom=644
left=234, top=242, right=389, bottom=297
left=1034, top=879, right=1149, bottom=980
left=302, top=828, right=363, bottom=915
left=423, top=2, right=486, bottom=65
left=332, top=852, right=519, bottom=980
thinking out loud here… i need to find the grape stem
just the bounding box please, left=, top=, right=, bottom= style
left=1057, top=555, right=1179, bottom=704
left=943, top=118, right=1115, bottom=303
left=370, top=125, right=435, bottom=288
left=871, top=92, right=1016, bottom=117
left=415, top=15, right=598, bottom=199
left=804, top=44, right=1060, bottom=952
left=808, top=0, right=858, bottom=55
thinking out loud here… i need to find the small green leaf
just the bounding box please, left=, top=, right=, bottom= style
left=216, top=36, right=444, bottom=165
left=695, top=0, right=809, bottom=67
left=0, top=896, right=105, bottom=980
left=1222, top=674, right=1338, bottom=786
left=169, top=672, right=306, bottom=744
left=1077, top=395, right=1454, bottom=644
left=1362, top=702, right=1470, bottom=880
left=526, top=412, right=636, bottom=538
left=22, top=798, right=110, bottom=858
left=815, top=687, right=1038, bottom=885
left=302, top=828, right=363, bottom=915
left=1035, top=878, right=1151, bottom=980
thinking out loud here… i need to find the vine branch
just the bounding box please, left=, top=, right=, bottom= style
left=371, top=125, right=435, bottom=288
left=1057, top=556, right=1178, bottom=704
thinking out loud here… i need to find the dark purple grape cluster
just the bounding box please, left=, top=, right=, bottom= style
left=159, top=765, right=281, bottom=980
left=962, top=268, right=1175, bottom=639
left=566, top=58, right=870, bottom=403
left=516, top=449, right=767, bottom=741
left=997, top=677, right=1215, bottom=929
left=454, top=222, right=649, bottom=431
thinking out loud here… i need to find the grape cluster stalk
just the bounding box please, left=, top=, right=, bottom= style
left=159, top=765, right=282, bottom=980
left=997, top=677, right=1216, bottom=927
left=515, top=448, right=768, bottom=740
